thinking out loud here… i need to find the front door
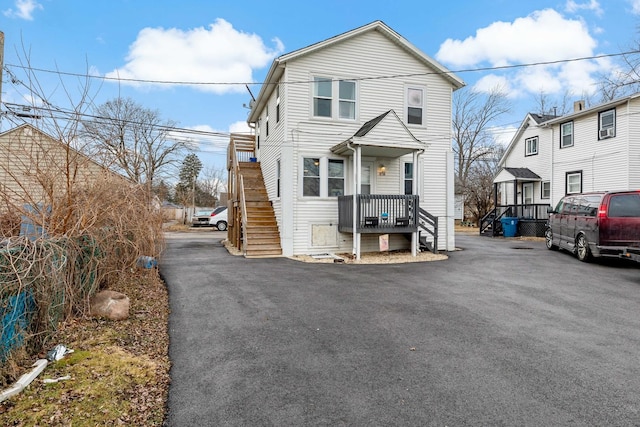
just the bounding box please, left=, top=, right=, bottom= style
left=522, top=183, right=533, bottom=218
left=360, top=162, right=373, bottom=194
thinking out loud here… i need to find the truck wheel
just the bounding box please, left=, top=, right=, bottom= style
left=576, top=234, right=591, bottom=262
left=545, top=228, right=558, bottom=251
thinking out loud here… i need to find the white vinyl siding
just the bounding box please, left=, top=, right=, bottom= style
left=256, top=28, right=456, bottom=255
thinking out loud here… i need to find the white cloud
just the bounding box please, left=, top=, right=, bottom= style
left=565, top=0, right=603, bottom=16
left=489, top=125, right=518, bottom=147
left=106, top=19, right=284, bottom=94
left=436, top=9, right=595, bottom=67
left=436, top=8, right=611, bottom=99
left=229, top=121, right=252, bottom=133
left=473, top=75, right=519, bottom=98
left=630, top=0, right=640, bottom=14
left=3, top=0, right=42, bottom=20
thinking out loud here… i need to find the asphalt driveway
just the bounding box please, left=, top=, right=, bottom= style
left=160, top=231, right=640, bottom=426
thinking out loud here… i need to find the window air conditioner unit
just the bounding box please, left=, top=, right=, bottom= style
left=600, top=128, right=615, bottom=139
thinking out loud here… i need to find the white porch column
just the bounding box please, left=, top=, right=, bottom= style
left=355, top=146, right=362, bottom=260
left=411, top=150, right=420, bottom=256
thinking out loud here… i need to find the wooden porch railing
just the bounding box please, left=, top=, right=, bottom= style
left=227, top=133, right=256, bottom=251
left=338, top=194, right=419, bottom=233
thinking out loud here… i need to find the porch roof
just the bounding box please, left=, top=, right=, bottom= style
left=330, top=110, right=427, bottom=157
left=493, top=167, right=541, bottom=184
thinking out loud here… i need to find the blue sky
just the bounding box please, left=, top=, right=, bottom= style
left=2, top=0, right=640, bottom=171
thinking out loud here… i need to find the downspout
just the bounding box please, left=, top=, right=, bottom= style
left=412, top=149, right=424, bottom=256
left=345, top=141, right=357, bottom=258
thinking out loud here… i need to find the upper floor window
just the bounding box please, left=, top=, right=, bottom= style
left=276, top=86, right=281, bottom=123
left=406, top=87, right=425, bottom=125
left=276, top=159, right=281, bottom=198
left=313, top=78, right=332, bottom=118
left=598, top=109, right=615, bottom=139
left=312, top=77, right=356, bottom=120
left=566, top=170, right=582, bottom=194
left=561, top=121, right=573, bottom=148
left=525, top=136, right=538, bottom=156
left=265, top=105, right=269, bottom=137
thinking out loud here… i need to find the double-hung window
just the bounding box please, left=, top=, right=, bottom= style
left=328, top=159, right=345, bottom=196
left=276, top=85, right=281, bottom=123
left=541, top=181, right=550, bottom=199
left=566, top=171, right=582, bottom=194
left=561, top=121, right=573, bottom=148
left=303, top=157, right=344, bottom=197
left=303, top=158, right=321, bottom=197
left=406, top=87, right=425, bottom=125
left=525, top=136, right=538, bottom=156
left=313, top=77, right=356, bottom=120
left=313, top=78, right=332, bottom=118
left=598, top=109, right=615, bottom=139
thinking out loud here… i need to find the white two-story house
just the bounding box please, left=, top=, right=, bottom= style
left=490, top=93, right=640, bottom=236
left=227, top=21, right=465, bottom=258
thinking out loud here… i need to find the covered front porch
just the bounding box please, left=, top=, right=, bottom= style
left=330, top=110, right=438, bottom=258
left=482, top=167, right=550, bottom=237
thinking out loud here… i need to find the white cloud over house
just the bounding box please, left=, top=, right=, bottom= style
left=435, top=8, right=609, bottom=99
left=106, top=18, right=284, bottom=94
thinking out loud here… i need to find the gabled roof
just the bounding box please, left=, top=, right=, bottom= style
left=493, top=167, right=541, bottom=184
left=542, top=92, right=640, bottom=125
left=497, top=112, right=556, bottom=167
left=331, top=110, right=426, bottom=157
left=248, top=21, right=465, bottom=123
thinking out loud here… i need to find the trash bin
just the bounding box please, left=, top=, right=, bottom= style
left=500, top=217, right=519, bottom=238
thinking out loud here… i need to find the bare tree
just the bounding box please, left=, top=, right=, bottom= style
left=452, top=86, right=510, bottom=221
left=199, top=165, right=226, bottom=205
left=81, top=97, right=188, bottom=194
left=597, top=47, right=640, bottom=101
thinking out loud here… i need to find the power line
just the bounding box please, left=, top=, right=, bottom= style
left=4, top=50, right=639, bottom=87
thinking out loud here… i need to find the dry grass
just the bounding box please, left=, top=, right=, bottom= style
left=0, top=270, right=170, bottom=426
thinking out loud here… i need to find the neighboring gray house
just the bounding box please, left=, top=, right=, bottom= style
left=229, top=21, right=465, bottom=258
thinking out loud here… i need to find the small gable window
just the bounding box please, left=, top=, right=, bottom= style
left=525, top=136, right=538, bottom=156
left=598, top=109, right=615, bottom=139
left=406, top=87, right=425, bottom=125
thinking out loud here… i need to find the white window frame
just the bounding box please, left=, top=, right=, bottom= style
left=598, top=109, right=615, bottom=139
left=541, top=181, right=550, bottom=199
left=404, top=162, right=414, bottom=195
left=328, top=159, right=345, bottom=197
left=525, top=136, right=538, bottom=156
left=276, top=85, right=281, bottom=123
left=276, top=158, right=281, bottom=198
left=561, top=121, right=573, bottom=148
left=301, top=157, right=345, bottom=198
left=312, top=76, right=357, bottom=121
left=566, top=171, right=582, bottom=194
left=405, top=86, right=426, bottom=126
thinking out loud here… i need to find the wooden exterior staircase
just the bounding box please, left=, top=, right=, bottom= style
left=227, top=134, right=282, bottom=258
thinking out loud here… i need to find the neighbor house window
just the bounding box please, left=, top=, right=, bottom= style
left=276, top=159, right=281, bottom=198
left=276, top=86, right=281, bottom=123
left=338, top=81, right=356, bottom=120
left=525, top=136, right=538, bottom=156
left=328, top=159, right=345, bottom=196
left=561, top=121, right=573, bottom=148
left=303, top=158, right=320, bottom=196
left=566, top=171, right=582, bottom=194
left=406, top=87, right=425, bottom=125
left=598, top=109, right=615, bottom=139
left=313, top=77, right=332, bottom=118
left=541, top=181, right=550, bottom=199
left=404, top=162, right=413, bottom=195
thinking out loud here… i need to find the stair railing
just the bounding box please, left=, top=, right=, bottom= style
left=417, top=208, right=438, bottom=254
